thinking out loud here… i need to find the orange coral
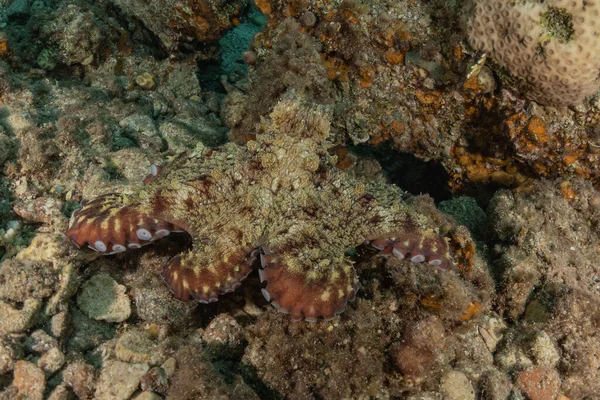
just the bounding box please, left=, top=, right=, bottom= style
left=254, top=0, right=272, bottom=16
left=384, top=50, right=405, bottom=65
left=460, top=302, right=483, bottom=321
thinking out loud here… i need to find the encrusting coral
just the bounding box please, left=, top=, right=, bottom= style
left=64, top=93, right=454, bottom=322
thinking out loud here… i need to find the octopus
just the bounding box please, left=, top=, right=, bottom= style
left=64, top=94, right=453, bottom=322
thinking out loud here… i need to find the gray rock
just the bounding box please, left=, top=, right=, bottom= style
left=37, top=347, right=65, bottom=374
left=440, top=371, right=475, bottom=400
left=62, top=361, right=96, bottom=399
left=6, top=0, right=30, bottom=19
left=94, top=360, right=149, bottom=400
left=76, top=274, right=131, bottom=323
left=0, top=299, right=41, bottom=337
left=25, top=329, right=58, bottom=354
left=115, top=328, right=165, bottom=366
left=0, top=259, right=57, bottom=302
left=0, top=337, right=23, bottom=375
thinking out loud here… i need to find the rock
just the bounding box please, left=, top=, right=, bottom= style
left=440, top=371, right=475, bottom=400
left=94, top=360, right=149, bottom=400
left=133, top=392, right=163, bottom=400
left=202, top=313, right=244, bottom=359
left=0, top=337, right=23, bottom=375
left=63, top=362, right=96, bottom=399
left=0, top=299, right=41, bottom=336
left=390, top=316, right=446, bottom=378
left=47, top=385, right=71, bottom=400
left=118, top=114, right=162, bottom=151
left=50, top=311, right=72, bottom=340
left=13, top=197, right=65, bottom=225
left=140, top=366, right=168, bottom=394
left=38, top=347, right=65, bottom=374
left=132, top=280, right=195, bottom=329
left=517, top=367, right=561, bottom=400
left=77, top=274, right=131, bottom=323
left=6, top=0, right=30, bottom=20
left=0, top=259, right=57, bottom=302
left=67, top=308, right=116, bottom=352
left=115, top=328, right=165, bottom=366
left=160, top=357, right=176, bottom=378
left=25, top=329, right=59, bottom=353
left=13, top=360, right=46, bottom=400
left=530, top=331, right=560, bottom=368
left=479, top=371, right=513, bottom=400
left=0, top=387, right=19, bottom=399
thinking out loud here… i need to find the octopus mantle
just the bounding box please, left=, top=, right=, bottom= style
left=64, top=95, right=453, bottom=322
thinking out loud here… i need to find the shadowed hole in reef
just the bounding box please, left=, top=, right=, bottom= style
left=349, top=143, right=452, bottom=203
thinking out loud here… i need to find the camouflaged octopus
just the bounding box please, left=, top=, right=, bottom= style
left=64, top=95, right=453, bottom=322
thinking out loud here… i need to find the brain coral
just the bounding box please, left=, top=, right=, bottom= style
left=464, top=0, right=600, bottom=106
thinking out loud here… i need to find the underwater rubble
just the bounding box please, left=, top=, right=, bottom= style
left=0, top=0, right=599, bottom=399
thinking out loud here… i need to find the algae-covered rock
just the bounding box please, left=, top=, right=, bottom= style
left=94, top=360, right=149, bottom=400
left=0, top=258, right=58, bottom=302
left=115, top=328, right=166, bottom=366
left=0, top=299, right=41, bottom=337
left=76, top=274, right=131, bottom=323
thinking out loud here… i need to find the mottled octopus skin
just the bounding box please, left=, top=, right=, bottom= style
left=65, top=95, right=453, bottom=322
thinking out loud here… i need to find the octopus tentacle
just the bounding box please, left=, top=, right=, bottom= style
left=258, top=250, right=359, bottom=322
left=367, top=229, right=453, bottom=271
left=161, top=246, right=254, bottom=303
left=64, top=193, right=177, bottom=254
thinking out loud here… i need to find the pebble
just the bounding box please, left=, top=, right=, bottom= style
left=0, top=299, right=41, bottom=336
left=115, top=328, right=165, bottom=366
left=13, top=197, right=65, bottom=225
left=13, top=360, right=46, bottom=400
left=76, top=274, right=131, bottom=323
left=94, top=360, right=149, bottom=400
left=0, top=338, right=23, bottom=375
left=479, top=371, right=512, bottom=400
left=517, top=367, right=561, bottom=400
left=161, top=357, right=177, bottom=378
left=26, top=329, right=58, bottom=353
left=530, top=331, right=560, bottom=368
left=50, top=311, right=72, bottom=339
left=47, top=385, right=71, bottom=400
left=0, top=259, right=57, bottom=302
left=38, top=347, right=65, bottom=374
left=440, top=371, right=475, bottom=400
left=6, top=0, right=30, bottom=19
left=63, top=361, right=96, bottom=399
left=133, top=392, right=163, bottom=400
left=133, top=284, right=194, bottom=329
left=140, top=366, right=169, bottom=394
left=390, top=316, right=445, bottom=378
left=202, top=313, right=244, bottom=358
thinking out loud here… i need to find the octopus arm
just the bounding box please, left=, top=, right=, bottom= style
left=161, top=229, right=255, bottom=302
left=64, top=193, right=179, bottom=254
left=257, top=239, right=359, bottom=322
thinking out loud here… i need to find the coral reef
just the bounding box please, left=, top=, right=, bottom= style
left=224, top=0, right=600, bottom=191
left=107, top=0, right=247, bottom=51
left=464, top=0, right=600, bottom=106
left=1, top=0, right=600, bottom=398
left=64, top=93, right=454, bottom=322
